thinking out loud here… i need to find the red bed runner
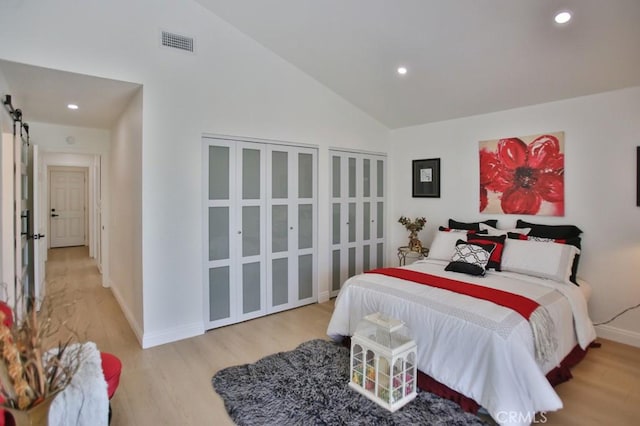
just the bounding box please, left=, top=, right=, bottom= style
left=366, top=267, right=539, bottom=320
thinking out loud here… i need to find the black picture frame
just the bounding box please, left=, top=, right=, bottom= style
left=412, top=158, right=440, bottom=198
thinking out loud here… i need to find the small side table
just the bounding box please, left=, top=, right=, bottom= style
left=397, top=246, right=429, bottom=266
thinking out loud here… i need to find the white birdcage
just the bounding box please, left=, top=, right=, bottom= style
left=349, top=313, right=417, bottom=412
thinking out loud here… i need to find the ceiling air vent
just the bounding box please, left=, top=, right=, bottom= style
left=161, top=31, right=194, bottom=53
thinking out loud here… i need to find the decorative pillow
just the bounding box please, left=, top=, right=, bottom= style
left=445, top=239, right=496, bottom=276
left=467, top=234, right=506, bottom=271
left=448, top=219, right=498, bottom=231
left=515, top=219, right=582, bottom=239
left=438, top=226, right=473, bottom=233
left=479, top=223, right=531, bottom=236
left=445, top=261, right=486, bottom=276
left=507, top=232, right=582, bottom=285
left=501, top=239, right=580, bottom=283
left=429, top=230, right=466, bottom=261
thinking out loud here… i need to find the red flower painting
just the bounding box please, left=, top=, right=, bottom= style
left=479, top=132, right=565, bottom=216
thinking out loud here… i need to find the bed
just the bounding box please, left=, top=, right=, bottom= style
left=327, top=222, right=597, bottom=426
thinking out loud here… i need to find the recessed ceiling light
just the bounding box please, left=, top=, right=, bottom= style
left=397, top=66, right=408, bottom=75
left=67, top=104, right=79, bottom=110
left=554, top=11, right=572, bottom=24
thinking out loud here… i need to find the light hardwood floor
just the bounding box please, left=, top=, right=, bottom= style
left=45, top=247, right=639, bottom=425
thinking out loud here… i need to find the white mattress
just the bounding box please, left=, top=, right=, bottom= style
left=327, top=259, right=596, bottom=426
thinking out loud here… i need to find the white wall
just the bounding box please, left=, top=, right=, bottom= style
left=0, top=68, right=16, bottom=301
left=110, top=88, right=143, bottom=343
left=0, top=0, right=389, bottom=347
left=389, top=86, right=640, bottom=347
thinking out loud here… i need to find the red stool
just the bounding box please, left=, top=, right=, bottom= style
left=100, top=352, right=122, bottom=423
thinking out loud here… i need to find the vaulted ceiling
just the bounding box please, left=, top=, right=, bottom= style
left=2, top=1, right=639, bottom=131
left=197, top=0, right=640, bottom=128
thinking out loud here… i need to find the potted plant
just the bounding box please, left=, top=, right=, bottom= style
left=398, top=216, right=427, bottom=252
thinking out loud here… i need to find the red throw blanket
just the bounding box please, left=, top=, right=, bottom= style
left=366, top=267, right=539, bottom=320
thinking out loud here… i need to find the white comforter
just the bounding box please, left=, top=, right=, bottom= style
left=327, top=259, right=596, bottom=426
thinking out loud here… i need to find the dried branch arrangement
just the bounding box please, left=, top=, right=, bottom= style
left=0, top=290, right=85, bottom=410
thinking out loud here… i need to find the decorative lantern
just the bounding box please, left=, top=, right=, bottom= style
left=349, top=313, right=417, bottom=412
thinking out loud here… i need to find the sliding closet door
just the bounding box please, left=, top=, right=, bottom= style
left=205, top=139, right=236, bottom=329
left=329, top=150, right=385, bottom=298
left=204, top=137, right=316, bottom=330
left=204, top=139, right=266, bottom=329
left=236, top=143, right=267, bottom=322
left=267, top=146, right=317, bottom=314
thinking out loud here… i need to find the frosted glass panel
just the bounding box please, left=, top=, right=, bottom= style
left=377, top=159, right=384, bottom=197
left=377, top=202, right=384, bottom=238
left=332, top=156, right=341, bottom=197
left=243, top=262, right=261, bottom=314
left=242, top=206, right=260, bottom=257
left=348, top=157, right=356, bottom=197
left=348, top=247, right=356, bottom=277
left=209, top=207, right=229, bottom=261
left=298, top=204, right=313, bottom=249
left=298, top=153, right=313, bottom=198
left=272, top=151, right=288, bottom=199
left=377, top=243, right=384, bottom=268
left=332, top=250, right=341, bottom=291
left=22, top=175, right=28, bottom=200
left=208, top=146, right=229, bottom=200
left=363, top=202, right=370, bottom=241
left=363, top=245, right=370, bottom=272
left=209, top=267, right=230, bottom=321
left=272, top=258, right=288, bottom=306
left=348, top=202, right=356, bottom=243
left=272, top=205, right=288, bottom=253
left=298, top=254, right=313, bottom=300
left=242, top=148, right=260, bottom=199
left=363, top=159, right=370, bottom=198
left=332, top=204, right=340, bottom=245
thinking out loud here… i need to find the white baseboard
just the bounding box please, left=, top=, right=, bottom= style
left=141, top=322, right=204, bottom=349
left=108, top=278, right=205, bottom=348
left=108, top=279, right=144, bottom=346
left=318, top=290, right=330, bottom=303
left=595, top=324, right=640, bottom=348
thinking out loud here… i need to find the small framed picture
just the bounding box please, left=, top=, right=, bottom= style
left=412, top=158, right=440, bottom=198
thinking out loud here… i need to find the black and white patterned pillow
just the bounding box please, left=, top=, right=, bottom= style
left=445, top=239, right=496, bottom=276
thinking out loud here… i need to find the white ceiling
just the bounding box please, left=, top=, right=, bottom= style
left=197, top=0, right=640, bottom=128
left=2, top=2, right=639, bottom=132
left=0, top=59, right=140, bottom=130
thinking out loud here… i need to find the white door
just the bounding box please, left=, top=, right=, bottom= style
left=50, top=169, right=86, bottom=248
left=266, top=145, right=317, bottom=314
left=203, top=139, right=268, bottom=328
left=329, top=151, right=386, bottom=298
left=235, top=142, right=267, bottom=323
left=203, top=137, right=317, bottom=330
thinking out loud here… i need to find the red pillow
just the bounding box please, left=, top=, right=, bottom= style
left=467, top=234, right=506, bottom=271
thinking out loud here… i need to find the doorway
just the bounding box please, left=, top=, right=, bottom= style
left=48, top=167, right=88, bottom=248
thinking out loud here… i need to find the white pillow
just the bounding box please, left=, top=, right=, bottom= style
left=428, top=230, right=464, bottom=261
left=501, top=239, right=580, bottom=283
left=479, top=223, right=531, bottom=236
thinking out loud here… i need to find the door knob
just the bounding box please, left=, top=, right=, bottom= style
left=51, top=213, right=59, bottom=217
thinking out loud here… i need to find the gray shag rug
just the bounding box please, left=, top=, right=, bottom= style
left=212, top=339, right=487, bottom=425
